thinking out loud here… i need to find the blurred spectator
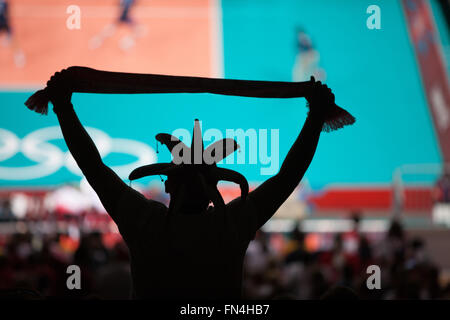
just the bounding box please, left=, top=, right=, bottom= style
left=0, top=198, right=14, bottom=222
left=435, top=173, right=450, bottom=203
left=432, top=173, right=450, bottom=226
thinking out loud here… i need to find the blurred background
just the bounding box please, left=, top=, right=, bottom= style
left=0, top=0, right=450, bottom=299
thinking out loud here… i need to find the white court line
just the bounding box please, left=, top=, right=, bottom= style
left=12, top=5, right=211, bottom=19
left=209, top=0, right=224, bottom=78
left=0, top=84, right=42, bottom=92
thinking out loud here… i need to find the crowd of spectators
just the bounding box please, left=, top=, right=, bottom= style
left=243, top=218, right=450, bottom=299
left=0, top=209, right=449, bottom=299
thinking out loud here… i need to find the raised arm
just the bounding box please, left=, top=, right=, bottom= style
left=46, top=71, right=131, bottom=220
left=248, top=81, right=334, bottom=229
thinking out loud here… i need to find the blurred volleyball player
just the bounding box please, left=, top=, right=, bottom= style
left=0, top=0, right=25, bottom=67
left=89, top=0, right=146, bottom=51
left=292, top=28, right=325, bottom=82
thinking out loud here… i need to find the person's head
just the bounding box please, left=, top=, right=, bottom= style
left=88, top=231, right=104, bottom=249
left=388, top=219, right=404, bottom=240
left=164, top=170, right=215, bottom=214
left=350, top=211, right=361, bottom=230
left=296, top=27, right=312, bottom=46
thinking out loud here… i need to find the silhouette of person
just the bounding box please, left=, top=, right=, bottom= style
left=89, top=0, right=146, bottom=51
left=0, top=0, right=25, bottom=67
left=46, top=70, right=334, bottom=299
left=292, top=28, right=325, bottom=82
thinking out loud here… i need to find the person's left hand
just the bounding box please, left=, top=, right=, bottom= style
left=47, top=69, right=73, bottom=108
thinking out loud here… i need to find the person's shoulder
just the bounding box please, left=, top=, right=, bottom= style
left=147, top=198, right=168, bottom=213
left=118, top=187, right=168, bottom=215
left=226, top=195, right=257, bottom=216
left=226, top=196, right=243, bottom=211
left=227, top=193, right=257, bottom=206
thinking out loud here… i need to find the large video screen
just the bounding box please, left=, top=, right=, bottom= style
left=1, top=0, right=445, bottom=190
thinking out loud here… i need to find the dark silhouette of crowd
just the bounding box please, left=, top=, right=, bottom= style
left=243, top=218, right=449, bottom=300
left=0, top=229, right=132, bottom=299
left=1, top=210, right=449, bottom=300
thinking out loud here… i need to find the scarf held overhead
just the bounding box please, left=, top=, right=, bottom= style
left=25, top=66, right=355, bottom=132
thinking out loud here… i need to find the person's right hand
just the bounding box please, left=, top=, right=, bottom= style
left=46, top=69, right=73, bottom=108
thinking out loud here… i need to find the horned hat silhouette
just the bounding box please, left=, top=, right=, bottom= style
left=128, top=119, right=249, bottom=208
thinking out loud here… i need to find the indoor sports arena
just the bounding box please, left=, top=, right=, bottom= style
left=0, top=0, right=450, bottom=300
